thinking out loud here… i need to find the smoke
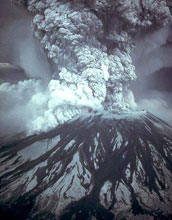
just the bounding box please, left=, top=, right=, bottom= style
left=0, top=80, right=47, bottom=136
left=0, top=0, right=172, bottom=137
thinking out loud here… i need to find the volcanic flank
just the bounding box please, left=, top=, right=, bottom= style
left=0, top=111, right=172, bottom=220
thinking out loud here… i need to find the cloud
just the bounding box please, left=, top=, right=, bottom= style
left=0, top=80, right=48, bottom=137
left=132, top=25, right=172, bottom=124
left=0, top=0, right=51, bottom=81
left=137, top=97, right=172, bottom=125
left=1, top=0, right=172, bottom=138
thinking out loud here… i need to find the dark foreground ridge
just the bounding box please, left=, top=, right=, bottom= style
left=0, top=111, right=172, bottom=220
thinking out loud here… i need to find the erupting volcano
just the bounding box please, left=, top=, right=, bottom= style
left=1, top=0, right=172, bottom=219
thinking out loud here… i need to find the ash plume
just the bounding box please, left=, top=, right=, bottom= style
left=1, top=0, right=172, bottom=135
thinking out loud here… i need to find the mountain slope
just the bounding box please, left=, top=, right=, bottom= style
left=0, top=111, right=172, bottom=220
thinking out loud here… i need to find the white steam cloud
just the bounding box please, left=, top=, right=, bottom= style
left=0, top=0, right=51, bottom=136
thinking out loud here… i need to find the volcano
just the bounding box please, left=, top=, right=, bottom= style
left=0, top=111, right=172, bottom=220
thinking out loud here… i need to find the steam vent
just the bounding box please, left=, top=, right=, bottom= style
left=0, top=111, right=172, bottom=220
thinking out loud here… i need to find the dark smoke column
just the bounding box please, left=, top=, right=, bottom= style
left=12, top=0, right=172, bottom=129
left=24, top=0, right=171, bottom=111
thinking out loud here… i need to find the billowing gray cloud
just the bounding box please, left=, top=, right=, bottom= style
left=0, top=0, right=172, bottom=136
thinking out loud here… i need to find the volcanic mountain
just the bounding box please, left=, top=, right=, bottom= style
left=0, top=111, right=172, bottom=220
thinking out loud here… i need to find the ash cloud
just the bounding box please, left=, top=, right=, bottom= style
left=0, top=80, right=47, bottom=137
left=1, top=0, right=172, bottom=136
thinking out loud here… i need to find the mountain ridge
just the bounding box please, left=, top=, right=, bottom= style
left=0, top=111, right=172, bottom=220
